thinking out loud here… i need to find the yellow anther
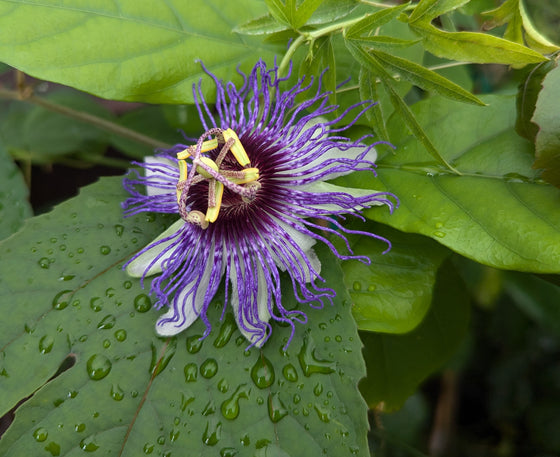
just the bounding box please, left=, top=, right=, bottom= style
left=177, top=138, right=219, bottom=160
left=229, top=168, right=260, bottom=185
left=205, top=181, right=224, bottom=223
left=176, top=160, right=189, bottom=202
left=196, top=157, right=219, bottom=179
left=222, top=129, right=250, bottom=167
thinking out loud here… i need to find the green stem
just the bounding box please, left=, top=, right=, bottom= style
left=277, top=34, right=306, bottom=79
left=0, top=88, right=172, bottom=151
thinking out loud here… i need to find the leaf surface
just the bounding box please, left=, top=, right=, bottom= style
left=0, top=177, right=369, bottom=457
left=0, top=0, right=279, bottom=104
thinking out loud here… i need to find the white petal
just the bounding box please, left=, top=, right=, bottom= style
left=295, top=181, right=386, bottom=212
left=155, top=246, right=215, bottom=336
left=273, top=219, right=321, bottom=283
left=144, top=156, right=178, bottom=197
left=126, top=219, right=183, bottom=278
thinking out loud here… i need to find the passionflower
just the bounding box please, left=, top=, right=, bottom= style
left=122, top=60, right=396, bottom=348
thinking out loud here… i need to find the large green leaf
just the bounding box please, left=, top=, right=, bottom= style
left=0, top=145, right=32, bottom=240
left=342, top=223, right=450, bottom=333
left=359, top=260, right=470, bottom=411
left=265, top=0, right=325, bottom=29
left=0, top=177, right=369, bottom=456
left=532, top=63, right=560, bottom=188
left=0, top=0, right=279, bottom=104
left=408, top=0, right=471, bottom=24
left=339, top=94, right=560, bottom=273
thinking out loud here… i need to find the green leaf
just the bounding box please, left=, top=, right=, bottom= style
left=518, top=0, right=560, bottom=54
left=344, top=3, right=411, bottom=38
left=410, top=22, right=548, bottom=64
left=0, top=90, right=112, bottom=164
left=0, top=144, right=32, bottom=240
left=0, top=177, right=369, bottom=456
left=370, top=49, right=485, bottom=105
left=346, top=41, right=457, bottom=172
left=340, top=94, right=560, bottom=273
left=532, top=63, right=560, bottom=188
left=299, top=35, right=336, bottom=105
left=343, top=223, right=450, bottom=333
left=359, top=260, right=470, bottom=410
left=265, top=0, right=325, bottom=29
left=0, top=0, right=279, bottom=104
left=358, top=68, right=389, bottom=142
left=516, top=56, right=558, bottom=142
left=346, top=35, right=421, bottom=51
left=504, top=272, right=560, bottom=336
left=233, top=14, right=290, bottom=35
left=408, top=0, right=471, bottom=24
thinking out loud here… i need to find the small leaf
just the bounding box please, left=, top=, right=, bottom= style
left=410, top=22, right=548, bottom=65
left=408, top=0, right=471, bottom=24
left=371, top=49, right=485, bottom=105
left=299, top=35, right=336, bottom=105
left=359, top=260, right=470, bottom=410
left=346, top=35, right=421, bottom=51
left=344, top=3, right=411, bottom=38
left=532, top=63, right=560, bottom=188
left=343, top=223, right=450, bottom=333
left=265, top=0, right=325, bottom=29
left=233, top=13, right=289, bottom=35
left=516, top=55, right=558, bottom=142
left=0, top=145, right=32, bottom=240
left=359, top=68, right=389, bottom=142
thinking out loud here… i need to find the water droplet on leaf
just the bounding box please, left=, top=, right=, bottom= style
left=184, top=363, right=198, bottom=383
left=268, top=393, right=288, bottom=423
left=202, top=419, right=222, bottom=446
left=200, top=358, right=218, bottom=378
left=39, top=335, right=54, bottom=354
left=97, top=314, right=116, bottom=330
left=99, top=245, right=111, bottom=255
left=221, top=384, right=249, bottom=420
left=86, top=354, right=112, bottom=380
left=33, top=427, right=48, bottom=442
left=250, top=356, right=274, bottom=389
left=134, top=294, right=152, bottom=313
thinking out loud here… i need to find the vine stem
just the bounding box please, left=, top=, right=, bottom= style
left=0, top=87, right=172, bottom=151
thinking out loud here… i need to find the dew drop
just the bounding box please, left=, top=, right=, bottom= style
left=298, top=334, right=335, bottom=376
left=114, top=329, right=127, bottom=342
left=143, top=443, right=154, bottom=454
left=149, top=339, right=177, bottom=377
left=220, top=447, right=238, bottom=457
left=314, top=404, right=331, bottom=423
left=89, top=297, right=103, bottom=312
left=86, top=354, right=112, bottom=380
left=105, top=287, right=116, bottom=298
left=186, top=334, right=203, bottom=354
left=123, top=280, right=132, bottom=289
left=433, top=231, right=446, bottom=238
left=170, top=428, right=180, bottom=443
left=240, top=434, right=250, bottom=446
left=221, top=384, right=249, bottom=420
left=200, top=358, right=218, bottom=378
left=134, top=294, right=152, bottom=313
left=157, top=435, right=165, bottom=445
left=217, top=378, right=229, bottom=393
left=250, top=356, right=275, bottom=389
left=282, top=364, right=298, bottom=382
left=352, top=281, right=361, bottom=291
left=58, top=274, right=75, bottom=282
left=110, top=384, right=124, bottom=401
left=102, top=339, right=111, bottom=349
left=39, top=335, right=54, bottom=354
left=33, top=427, right=48, bottom=442
left=202, top=400, right=216, bottom=416
left=80, top=435, right=99, bottom=452
left=293, top=393, right=301, bottom=404
left=184, top=363, right=198, bottom=383
left=38, top=257, right=50, bottom=269
left=213, top=313, right=236, bottom=348
left=268, top=393, right=288, bottom=423
left=114, top=224, right=125, bottom=236
left=99, top=245, right=111, bottom=255
left=75, top=423, right=86, bottom=433
left=367, top=284, right=376, bottom=292
left=313, top=383, right=324, bottom=396
left=44, top=441, right=61, bottom=456
left=202, top=419, right=222, bottom=446
left=97, top=314, right=116, bottom=330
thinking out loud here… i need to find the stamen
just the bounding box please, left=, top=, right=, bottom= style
left=176, top=128, right=260, bottom=227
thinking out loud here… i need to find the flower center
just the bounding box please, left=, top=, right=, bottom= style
left=176, top=128, right=260, bottom=229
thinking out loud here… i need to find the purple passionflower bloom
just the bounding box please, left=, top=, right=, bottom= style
left=122, top=60, right=396, bottom=348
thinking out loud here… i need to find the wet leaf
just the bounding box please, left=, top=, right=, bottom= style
left=0, top=177, right=369, bottom=456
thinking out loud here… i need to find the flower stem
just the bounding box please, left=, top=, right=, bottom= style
left=0, top=87, right=172, bottom=150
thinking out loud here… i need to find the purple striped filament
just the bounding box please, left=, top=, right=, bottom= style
left=122, top=60, right=397, bottom=349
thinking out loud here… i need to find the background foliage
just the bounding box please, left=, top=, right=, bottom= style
left=0, top=0, right=559, bottom=455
